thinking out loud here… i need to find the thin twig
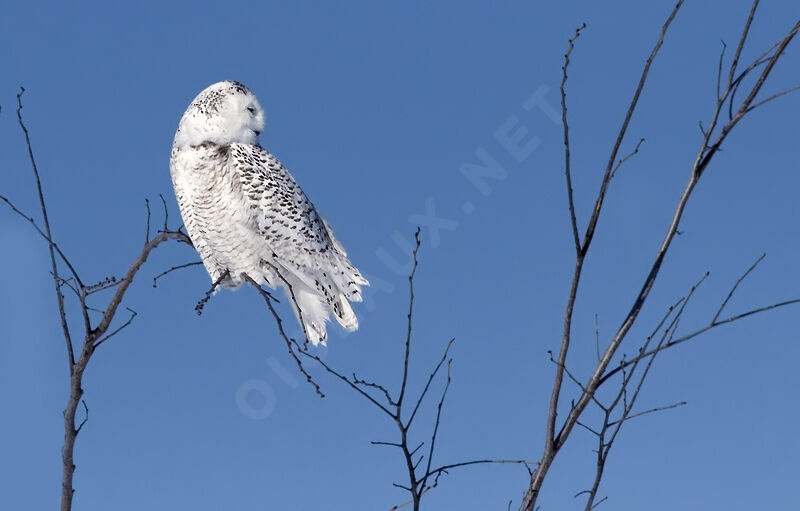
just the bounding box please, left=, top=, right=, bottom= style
left=85, top=276, right=119, bottom=295
left=745, top=83, right=800, bottom=112
left=397, top=227, right=421, bottom=410
left=575, top=420, right=601, bottom=437
left=145, top=198, right=151, bottom=243
left=716, top=40, right=727, bottom=101
left=581, top=2, right=683, bottom=260
left=713, top=253, right=764, bottom=323
left=195, top=270, right=230, bottom=315
left=607, top=401, right=686, bottom=427
left=75, top=400, right=89, bottom=434
left=301, top=349, right=393, bottom=414
left=425, top=459, right=534, bottom=482
left=159, top=193, right=169, bottom=231
left=245, top=275, right=324, bottom=398
left=561, top=23, right=586, bottom=255
left=603, top=296, right=800, bottom=384
left=93, top=307, right=138, bottom=349
left=406, top=338, right=455, bottom=429
left=418, top=360, right=452, bottom=491
left=580, top=271, right=723, bottom=511
left=548, top=350, right=606, bottom=411
left=0, top=194, right=85, bottom=289
left=372, top=441, right=404, bottom=448
left=600, top=254, right=797, bottom=386
left=353, top=373, right=396, bottom=407
left=153, top=261, right=203, bottom=288
left=594, top=314, right=600, bottom=362
left=609, top=138, right=645, bottom=180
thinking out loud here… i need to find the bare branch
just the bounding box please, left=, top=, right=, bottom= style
left=54, top=275, right=80, bottom=298
left=561, top=23, right=586, bottom=254
left=145, top=198, right=151, bottom=243
left=75, top=400, right=89, bottom=435
left=353, top=372, right=396, bottom=407
left=159, top=193, right=169, bottom=231
left=716, top=40, right=727, bottom=101
left=713, top=253, right=764, bottom=322
left=59, top=230, right=188, bottom=511
left=245, top=275, right=325, bottom=399
left=152, top=261, right=203, bottom=288
left=90, top=229, right=192, bottom=338
left=409, top=441, right=425, bottom=457
left=579, top=269, right=744, bottom=511
left=245, top=260, right=405, bottom=415
left=581, top=2, right=683, bottom=259
left=589, top=496, right=608, bottom=510
left=418, top=360, right=452, bottom=491
left=727, top=37, right=782, bottom=120
left=575, top=420, right=601, bottom=437
left=85, top=276, right=119, bottom=295
left=194, top=270, right=230, bottom=316
left=0, top=194, right=84, bottom=289
left=372, top=441, right=404, bottom=448
left=303, top=349, right=395, bottom=415
left=16, top=90, right=73, bottom=309
left=425, top=459, right=534, bottom=483
left=609, top=138, right=645, bottom=180
left=594, top=314, right=600, bottom=362
left=745, top=83, right=800, bottom=112
left=606, top=296, right=800, bottom=382
left=406, top=338, right=455, bottom=430
left=548, top=350, right=606, bottom=412
left=728, top=0, right=760, bottom=90
left=93, top=307, right=137, bottom=349
left=397, top=227, right=421, bottom=410
left=600, top=255, right=799, bottom=386
left=607, top=401, right=686, bottom=427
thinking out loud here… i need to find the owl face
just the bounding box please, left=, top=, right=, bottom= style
left=173, top=81, right=266, bottom=148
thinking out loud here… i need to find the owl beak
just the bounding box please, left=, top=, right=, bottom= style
left=254, top=130, right=261, bottom=136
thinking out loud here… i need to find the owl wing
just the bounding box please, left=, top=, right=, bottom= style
left=227, top=142, right=368, bottom=303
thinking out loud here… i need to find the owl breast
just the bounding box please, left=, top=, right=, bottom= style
left=170, top=143, right=272, bottom=288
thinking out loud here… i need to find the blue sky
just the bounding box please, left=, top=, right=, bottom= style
left=1, top=1, right=799, bottom=509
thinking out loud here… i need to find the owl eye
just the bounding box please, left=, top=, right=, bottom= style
left=246, top=106, right=256, bottom=115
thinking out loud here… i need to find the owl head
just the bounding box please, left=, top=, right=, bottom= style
left=173, top=81, right=266, bottom=148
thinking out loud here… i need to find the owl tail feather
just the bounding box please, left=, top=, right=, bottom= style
left=281, top=274, right=330, bottom=346
left=332, top=294, right=358, bottom=332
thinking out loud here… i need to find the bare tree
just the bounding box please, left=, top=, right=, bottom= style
left=519, top=1, right=800, bottom=509
left=2, top=89, right=192, bottom=511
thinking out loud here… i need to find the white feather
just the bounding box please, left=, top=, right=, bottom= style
left=170, top=81, right=368, bottom=345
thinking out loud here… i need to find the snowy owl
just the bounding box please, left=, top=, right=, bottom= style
left=170, top=80, right=368, bottom=345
